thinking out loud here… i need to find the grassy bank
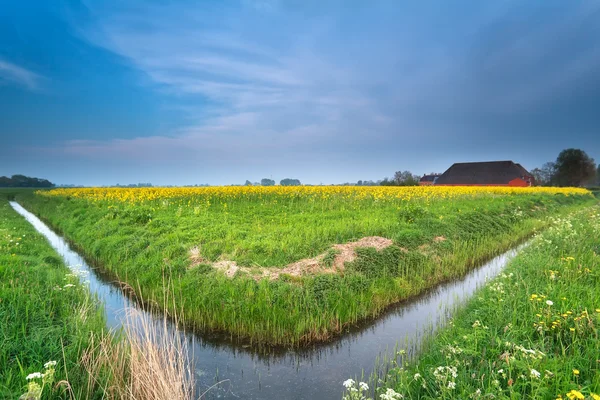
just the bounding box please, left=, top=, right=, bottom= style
left=1, top=190, right=196, bottom=399
left=16, top=186, right=594, bottom=347
left=356, top=205, right=600, bottom=400
left=0, top=195, right=106, bottom=399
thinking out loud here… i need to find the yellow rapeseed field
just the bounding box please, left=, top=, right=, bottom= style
left=38, top=185, right=589, bottom=203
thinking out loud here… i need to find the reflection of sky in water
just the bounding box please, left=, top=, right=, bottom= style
left=11, top=201, right=520, bottom=400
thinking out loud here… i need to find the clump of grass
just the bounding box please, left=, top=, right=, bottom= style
left=82, top=308, right=195, bottom=400
left=361, top=206, right=600, bottom=399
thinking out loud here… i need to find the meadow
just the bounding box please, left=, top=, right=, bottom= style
left=15, top=186, right=594, bottom=347
left=0, top=189, right=195, bottom=399
left=353, top=204, right=600, bottom=400
left=0, top=193, right=105, bottom=399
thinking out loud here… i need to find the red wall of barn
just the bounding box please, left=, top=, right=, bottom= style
left=508, top=178, right=529, bottom=187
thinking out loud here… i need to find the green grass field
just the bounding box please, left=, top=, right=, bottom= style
left=14, top=187, right=595, bottom=347
left=0, top=193, right=106, bottom=399
left=356, top=205, right=600, bottom=400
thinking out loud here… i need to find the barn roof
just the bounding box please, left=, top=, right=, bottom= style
left=435, top=161, right=531, bottom=185
left=419, top=174, right=439, bottom=182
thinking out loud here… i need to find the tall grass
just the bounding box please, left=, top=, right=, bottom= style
left=82, top=308, right=195, bottom=400
left=353, top=205, right=600, bottom=399
left=14, top=189, right=595, bottom=347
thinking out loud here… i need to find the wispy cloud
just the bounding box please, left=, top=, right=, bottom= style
left=60, top=0, right=600, bottom=179
left=0, top=59, right=42, bottom=90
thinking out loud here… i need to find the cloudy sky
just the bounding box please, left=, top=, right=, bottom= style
left=1, top=0, right=599, bottom=185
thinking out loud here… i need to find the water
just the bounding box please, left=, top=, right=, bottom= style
left=10, top=201, right=522, bottom=399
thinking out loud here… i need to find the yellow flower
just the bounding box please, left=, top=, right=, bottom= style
left=569, top=328, right=575, bottom=332
left=567, top=390, right=584, bottom=400
left=591, top=394, right=600, bottom=400
left=572, top=369, right=580, bottom=375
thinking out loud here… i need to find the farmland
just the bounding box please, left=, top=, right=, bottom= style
left=14, top=186, right=594, bottom=347
left=360, top=205, right=600, bottom=400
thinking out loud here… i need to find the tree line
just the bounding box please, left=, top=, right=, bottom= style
left=0, top=175, right=54, bottom=188
left=245, top=178, right=302, bottom=186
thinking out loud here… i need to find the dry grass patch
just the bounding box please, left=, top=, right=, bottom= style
left=190, top=236, right=394, bottom=280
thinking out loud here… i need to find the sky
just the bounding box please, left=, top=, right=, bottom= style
left=1, top=0, right=599, bottom=186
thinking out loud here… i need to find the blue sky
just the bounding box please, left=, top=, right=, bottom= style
left=1, top=0, right=599, bottom=185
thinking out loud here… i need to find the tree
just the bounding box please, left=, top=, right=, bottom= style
left=261, top=178, right=275, bottom=186
left=553, top=149, right=596, bottom=187
left=393, top=170, right=420, bottom=186
left=530, top=162, right=556, bottom=186
left=0, top=175, right=54, bottom=188
left=597, top=164, right=600, bottom=185
left=244, top=180, right=253, bottom=186
left=280, top=178, right=301, bottom=186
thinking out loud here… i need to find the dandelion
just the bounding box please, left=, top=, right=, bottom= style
left=546, top=300, right=554, bottom=306
left=572, top=369, right=579, bottom=375
left=530, top=369, right=541, bottom=378
left=26, top=372, right=43, bottom=380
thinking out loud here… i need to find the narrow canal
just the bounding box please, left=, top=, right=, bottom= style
left=10, top=201, right=522, bottom=400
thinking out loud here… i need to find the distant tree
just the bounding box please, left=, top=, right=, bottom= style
left=529, top=162, right=556, bottom=186
left=261, top=178, right=275, bottom=186
left=552, top=149, right=596, bottom=187
left=596, top=164, right=600, bottom=185
left=244, top=180, right=253, bottom=186
left=380, top=177, right=394, bottom=186
left=393, top=170, right=420, bottom=186
left=280, top=178, right=301, bottom=186
left=0, top=174, right=54, bottom=188
left=530, top=168, right=543, bottom=186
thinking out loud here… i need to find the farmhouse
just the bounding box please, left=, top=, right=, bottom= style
left=435, top=161, right=535, bottom=187
left=419, top=174, right=440, bottom=186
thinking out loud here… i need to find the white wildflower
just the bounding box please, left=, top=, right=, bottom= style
left=26, top=372, right=43, bottom=380
left=343, top=379, right=355, bottom=389
left=447, top=382, right=456, bottom=389
left=413, top=373, right=421, bottom=380
left=380, top=388, right=404, bottom=400
left=359, top=382, right=369, bottom=391
left=63, top=284, right=76, bottom=288
left=546, top=300, right=553, bottom=306
left=44, top=361, right=57, bottom=369
left=530, top=369, right=541, bottom=379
